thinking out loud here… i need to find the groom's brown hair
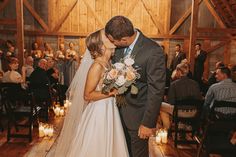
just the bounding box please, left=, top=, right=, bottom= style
left=105, top=16, right=134, bottom=40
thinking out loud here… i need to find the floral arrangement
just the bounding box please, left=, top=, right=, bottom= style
left=102, top=56, right=140, bottom=105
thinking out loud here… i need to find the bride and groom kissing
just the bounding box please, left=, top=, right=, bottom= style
left=47, top=16, right=166, bottom=157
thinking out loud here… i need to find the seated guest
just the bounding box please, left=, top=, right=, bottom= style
left=46, top=58, right=59, bottom=85
left=208, top=61, right=225, bottom=86
left=181, top=59, right=193, bottom=79
left=46, top=58, right=68, bottom=105
left=2, top=57, right=27, bottom=99
left=22, top=56, right=34, bottom=82
left=231, top=65, right=236, bottom=83
left=203, top=67, right=236, bottom=116
left=2, top=57, right=23, bottom=84
left=29, top=59, right=50, bottom=100
left=160, top=63, right=202, bottom=129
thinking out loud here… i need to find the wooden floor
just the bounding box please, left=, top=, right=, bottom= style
left=0, top=111, right=220, bottom=157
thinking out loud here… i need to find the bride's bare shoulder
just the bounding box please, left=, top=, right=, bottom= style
left=88, top=62, right=104, bottom=75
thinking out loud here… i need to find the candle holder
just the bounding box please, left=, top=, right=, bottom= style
left=38, top=122, right=54, bottom=138
left=59, top=107, right=65, bottom=116
left=39, top=122, right=45, bottom=137
left=64, top=99, right=72, bottom=109
left=53, top=105, right=61, bottom=117
left=155, top=128, right=168, bottom=145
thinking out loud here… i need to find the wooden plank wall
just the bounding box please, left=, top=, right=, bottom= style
left=0, top=0, right=235, bottom=78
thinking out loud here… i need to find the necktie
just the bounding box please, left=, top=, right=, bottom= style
left=124, top=47, right=131, bottom=57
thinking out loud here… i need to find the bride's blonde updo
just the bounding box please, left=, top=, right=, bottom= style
left=86, top=30, right=104, bottom=59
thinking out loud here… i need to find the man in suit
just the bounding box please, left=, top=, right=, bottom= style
left=29, top=59, right=50, bottom=100
left=105, top=16, right=166, bottom=157
left=194, top=43, right=207, bottom=85
left=170, top=44, right=186, bottom=72
left=160, top=62, right=202, bottom=129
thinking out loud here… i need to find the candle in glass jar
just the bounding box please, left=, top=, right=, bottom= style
left=64, top=101, right=68, bottom=108
left=54, top=106, right=60, bottom=116
left=43, top=127, right=48, bottom=136
left=39, top=123, right=45, bottom=137
left=48, top=125, right=54, bottom=137
left=161, top=130, right=168, bottom=144
left=155, top=134, right=161, bottom=144
left=59, top=108, right=64, bottom=116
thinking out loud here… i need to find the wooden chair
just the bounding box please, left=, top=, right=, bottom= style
left=170, top=99, right=203, bottom=147
left=197, top=101, right=236, bottom=157
left=0, top=100, right=4, bottom=132
left=29, top=83, right=52, bottom=121
left=1, top=83, right=41, bottom=142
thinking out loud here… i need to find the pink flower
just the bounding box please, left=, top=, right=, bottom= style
left=107, top=69, right=118, bottom=80
left=126, top=69, right=136, bottom=81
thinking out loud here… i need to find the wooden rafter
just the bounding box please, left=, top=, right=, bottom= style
left=0, top=29, right=231, bottom=40
left=0, top=19, right=16, bottom=25
left=23, top=0, right=49, bottom=31
left=169, top=0, right=202, bottom=35
left=0, top=0, right=9, bottom=13
left=206, top=40, right=230, bottom=53
left=211, top=0, right=232, bottom=26
left=52, top=0, right=78, bottom=32
left=81, top=0, right=104, bottom=27
left=197, top=27, right=236, bottom=34
left=221, top=0, right=236, bottom=21
left=189, top=0, right=200, bottom=71
left=204, top=0, right=227, bottom=28
left=140, top=0, right=164, bottom=34
left=16, top=0, right=24, bottom=68
left=124, top=0, right=140, bottom=17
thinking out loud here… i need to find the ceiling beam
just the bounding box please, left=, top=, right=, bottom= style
left=169, top=0, right=202, bottom=35
left=0, top=0, right=9, bottom=13
left=204, top=0, right=227, bottom=28
left=221, top=0, right=236, bottom=21
left=197, top=27, right=236, bottom=34
left=0, top=19, right=16, bottom=25
left=211, top=0, right=232, bottom=26
left=0, top=29, right=231, bottom=40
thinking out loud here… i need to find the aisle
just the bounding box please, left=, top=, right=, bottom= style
left=0, top=114, right=64, bottom=157
left=24, top=117, right=64, bottom=157
left=0, top=112, right=204, bottom=157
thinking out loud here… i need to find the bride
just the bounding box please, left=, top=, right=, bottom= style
left=47, top=29, right=129, bottom=157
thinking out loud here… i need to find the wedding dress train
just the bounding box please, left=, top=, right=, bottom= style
left=67, top=97, right=129, bottom=157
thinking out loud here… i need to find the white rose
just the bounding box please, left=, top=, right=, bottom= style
left=124, top=58, right=135, bottom=66
left=115, top=75, right=126, bottom=86
left=114, top=63, right=125, bottom=70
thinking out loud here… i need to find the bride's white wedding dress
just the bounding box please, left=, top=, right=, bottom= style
left=67, top=84, right=129, bottom=157
left=47, top=50, right=129, bottom=157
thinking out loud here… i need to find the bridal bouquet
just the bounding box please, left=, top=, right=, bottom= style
left=102, top=56, right=140, bottom=106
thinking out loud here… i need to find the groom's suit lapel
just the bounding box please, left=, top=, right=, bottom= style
left=131, top=31, right=144, bottom=61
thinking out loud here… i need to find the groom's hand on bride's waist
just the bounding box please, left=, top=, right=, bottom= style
left=138, top=125, right=154, bottom=139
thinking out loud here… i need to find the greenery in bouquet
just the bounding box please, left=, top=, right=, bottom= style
left=102, top=56, right=140, bottom=106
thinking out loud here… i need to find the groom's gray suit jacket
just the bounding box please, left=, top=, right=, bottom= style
left=112, top=31, right=166, bottom=130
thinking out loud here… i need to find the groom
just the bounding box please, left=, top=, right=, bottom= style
left=105, top=16, right=166, bottom=157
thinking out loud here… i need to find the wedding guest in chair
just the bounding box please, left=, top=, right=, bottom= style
left=160, top=62, right=202, bottom=130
